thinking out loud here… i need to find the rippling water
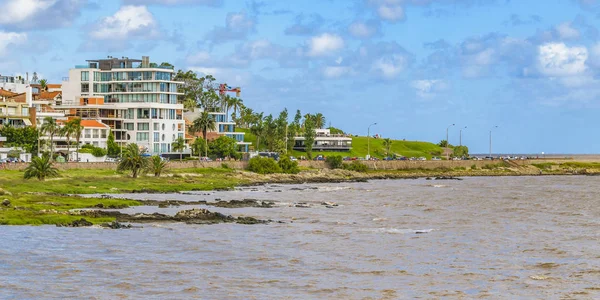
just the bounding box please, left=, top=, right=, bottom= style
left=2, top=176, right=600, bottom=299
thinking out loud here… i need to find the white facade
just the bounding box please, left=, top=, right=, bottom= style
left=0, top=75, right=28, bottom=93
left=60, top=57, right=186, bottom=155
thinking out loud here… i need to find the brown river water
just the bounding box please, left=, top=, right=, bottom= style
left=1, top=176, right=599, bottom=299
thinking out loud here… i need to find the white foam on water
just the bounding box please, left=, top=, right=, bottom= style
left=367, top=228, right=435, bottom=234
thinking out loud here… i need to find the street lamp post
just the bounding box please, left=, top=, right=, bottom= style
left=459, top=126, right=467, bottom=147
left=446, top=123, right=455, bottom=160
left=367, top=122, right=377, bottom=160
left=489, top=125, right=498, bottom=159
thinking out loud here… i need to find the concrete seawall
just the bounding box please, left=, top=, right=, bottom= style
left=0, top=158, right=539, bottom=171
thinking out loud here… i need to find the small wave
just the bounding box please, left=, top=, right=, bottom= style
left=432, top=185, right=447, bottom=188
left=372, top=218, right=388, bottom=222
left=316, top=186, right=352, bottom=192
left=368, top=228, right=435, bottom=234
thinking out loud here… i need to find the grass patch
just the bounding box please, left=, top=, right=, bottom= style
left=532, top=163, right=555, bottom=170
left=559, top=162, right=600, bottom=169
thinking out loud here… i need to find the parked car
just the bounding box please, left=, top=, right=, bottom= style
left=313, top=155, right=325, bottom=161
left=342, top=156, right=351, bottom=161
left=199, top=157, right=212, bottom=161
left=289, top=156, right=298, bottom=161
left=431, top=157, right=441, bottom=161
left=397, top=156, right=407, bottom=161
left=383, top=157, right=394, bottom=161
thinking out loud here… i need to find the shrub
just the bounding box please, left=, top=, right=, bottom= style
left=247, top=156, right=282, bottom=174
left=343, top=161, right=368, bottom=172
left=325, top=155, right=343, bottom=169
left=221, top=163, right=231, bottom=169
left=471, top=164, right=477, bottom=170
left=278, top=156, right=300, bottom=174
left=91, top=147, right=107, bottom=157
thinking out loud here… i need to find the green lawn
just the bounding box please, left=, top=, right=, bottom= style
left=237, top=128, right=443, bottom=159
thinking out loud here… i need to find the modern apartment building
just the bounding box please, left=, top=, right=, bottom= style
left=59, top=56, right=186, bottom=154
left=293, top=128, right=352, bottom=152
left=0, top=74, right=28, bottom=93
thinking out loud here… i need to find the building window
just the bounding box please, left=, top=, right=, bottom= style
left=137, top=108, right=150, bottom=119
left=136, top=132, right=149, bottom=141
left=156, top=72, right=171, bottom=80
left=154, top=143, right=160, bottom=153
left=143, top=72, right=152, bottom=80
left=151, top=108, right=158, bottom=119
left=92, top=129, right=99, bottom=138
left=161, top=143, right=167, bottom=152
left=101, top=72, right=111, bottom=81
left=101, top=130, right=107, bottom=138
left=81, top=83, right=89, bottom=93
left=125, top=108, right=134, bottom=119
left=137, top=123, right=149, bottom=131
left=178, top=133, right=183, bottom=139
left=94, top=72, right=100, bottom=81
left=85, top=129, right=91, bottom=138
left=81, top=71, right=89, bottom=81
left=153, top=123, right=159, bottom=130
left=154, top=132, right=159, bottom=141
left=124, top=123, right=134, bottom=130
left=162, top=134, right=165, bottom=141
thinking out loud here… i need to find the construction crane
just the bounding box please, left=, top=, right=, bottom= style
left=218, top=83, right=241, bottom=97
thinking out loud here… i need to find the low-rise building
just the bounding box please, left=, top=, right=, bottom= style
left=293, top=128, right=352, bottom=152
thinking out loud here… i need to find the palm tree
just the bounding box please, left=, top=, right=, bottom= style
left=40, top=117, right=59, bottom=160
left=190, top=112, right=216, bottom=158
left=24, top=153, right=59, bottom=181
left=314, top=113, right=325, bottom=129
left=69, top=118, right=84, bottom=162
left=250, top=118, right=265, bottom=152
left=60, top=119, right=78, bottom=161
left=383, top=138, right=393, bottom=157
left=148, top=155, right=167, bottom=177
left=172, top=136, right=186, bottom=162
left=39, top=79, right=48, bottom=91
left=117, top=143, right=149, bottom=178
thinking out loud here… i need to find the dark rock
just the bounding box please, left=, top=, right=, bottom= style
left=212, top=199, right=274, bottom=208
left=158, top=203, right=169, bottom=208
left=425, top=177, right=432, bottom=180
left=57, top=218, right=93, bottom=227
left=100, top=195, right=112, bottom=199
left=2, top=199, right=10, bottom=207
left=235, top=216, right=268, bottom=225
left=434, top=176, right=462, bottom=180
left=101, top=221, right=132, bottom=229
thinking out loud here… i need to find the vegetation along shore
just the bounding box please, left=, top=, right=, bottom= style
left=1, top=156, right=600, bottom=226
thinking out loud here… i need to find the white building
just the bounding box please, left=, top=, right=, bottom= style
left=293, top=128, right=352, bottom=152
left=60, top=56, right=186, bottom=155
left=0, top=75, right=28, bottom=94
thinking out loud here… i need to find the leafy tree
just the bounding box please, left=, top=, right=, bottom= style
left=107, top=130, right=120, bottom=156
left=190, top=112, right=216, bottom=158
left=191, top=137, right=206, bottom=157
left=91, top=147, right=107, bottom=157
left=209, top=136, right=239, bottom=159
left=278, top=155, right=300, bottom=174
left=0, top=125, right=39, bottom=153
left=247, top=156, right=281, bottom=174
left=171, top=136, right=186, bottom=161
left=326, top=155, right=343, bottom=169
left=263, top=114, right=277, bottom=151
left=40, top=117, right=59, bottom=160
left=303, top=114, right=316, bottom=159
left=328, top=127, right=345, bottom=134
left=69, top=118, right=84, bottom=162
left=343, top=161, right=368, bottom=172
left=438, top=140, right=449, bottom=148
left=275, top=109, right=289, bottom=152
left=39, top=79, right=48, bottom=91
left=117, top=143, right=149, bottom=178
left=250, top=113, right=265, bottom=151
left=313, top=113, right=325, bottom=129
left=230, top=98, right=244, bottom=122
left=383, top=138, right=393, bottom=157
left=148, top=155, right=167, bottom=177
left=24, top=153, right=59, bottom=181
left=453, top=145, right=469, bottom=158
left=159, top=62, right=173, bottom=68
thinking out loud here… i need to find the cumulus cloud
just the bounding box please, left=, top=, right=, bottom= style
left=307, top=33, right=345, bottom=57
left=89, top=5, right=159, bottom=40
left=555, top=22, right=581, bottom=40
left=123, top=0, right=222, bottom=6
left=0, top=0, right=86, bottom=30
left=204, top=11, right=256, bottom=44
left=411, top=79, right=449, bottom=99
left=371, top=0, right=405, bottom=22
left=537, top=43, right=587, bottom=77
left=348, top=20, right=380, bottom=39
left=0, top=31, right=28, bottom=57
left=284, top=14, right=324, bottom=36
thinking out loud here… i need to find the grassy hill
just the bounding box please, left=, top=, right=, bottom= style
left=236, top=128, right=443, bottom=159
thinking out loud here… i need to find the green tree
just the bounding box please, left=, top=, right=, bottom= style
left=148, top=155, right=167, bottom=177
left=0, top=125, right=39, bottom=154
left=275, top=109, right=289, bottom=152
left=117, top=143, right=149, bottom=178
left=172, top=136, right=186, bottom=161
left=230, top=98, right=244, bottom=123
left=438, top=140, right=449, bottom=148
left=191, top=137, right=206, bottom=157
left=208, top=136, right=239, bottom=159
left=383, top=138, right=393, bottom=157
left=40, top=117, right=59, bottom=160
left=39, top=79, right=48, bottom=91
left=303, top=114, right=316, bottom=159
left=313, top=113, right=325, bottom=129
left=278, top=155, right=300, bottom=174
left=107, top=130, right=120, bottom=156
left=326, top=155, right=343, bottom=169
left=24, top=153, right=59, bottom=181
left=69, top=118, right=84, bottom=162
left=247, top=156, right=282, bottom=174
left=250, top=113, right=265, bottom=151
left=190, top=112, right=216, bottom=158
left=453, top=146, right=469, bottom=158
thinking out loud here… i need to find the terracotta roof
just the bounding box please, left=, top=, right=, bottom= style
left=38, top=91, right=61, bottom=100
left=6, top=93, right=26, bottom=103
left=0, top=89, right=18, bottom=97
left=46, top=84, right=61, bottom=89
left=80, top=120, right=109, bottom=128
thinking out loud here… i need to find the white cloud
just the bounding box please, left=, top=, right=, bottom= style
left=377, top=3, right=405, bottom=22
left=555, top=22, right=580, bottom=40
left=322, top=66, right=352, bottom=79
left=349, top=20, right=379, bottom=39
left=204, top=11, right=256, bottom=44
left=411, top=79, right=449, bottom=99
left=307, top=33, right=344, bottom=57
left=0, top=0, right=85, bottom=30
left=123, top=0, right=222, bottom=6
left=90, top=5, right=159, bottom=40
left=371, top=54, right=408, bottom=79
left=0, top=31, right=28, bottom=57
left=538, top=43, right=587, bottom=77
left=0, top=0, right=54, bottom=24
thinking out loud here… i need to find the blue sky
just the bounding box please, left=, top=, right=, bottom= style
left=2, top=0, right=600, bottom=153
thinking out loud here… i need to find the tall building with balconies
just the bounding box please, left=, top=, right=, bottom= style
left=60, top=56, right=186, bottom=155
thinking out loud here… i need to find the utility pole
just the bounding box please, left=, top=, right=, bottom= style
left=446, top=123, right=455, bottom=160
left=489, top=125, right=498, bottom=158
left=367, top=123, right=377, bottom=160
left=459, top=126, right=467, bottom=147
